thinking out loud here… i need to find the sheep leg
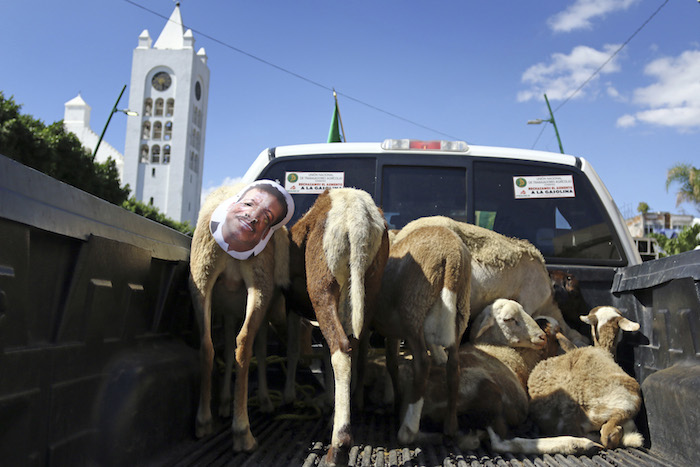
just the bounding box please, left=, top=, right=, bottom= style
left=599, top=411, right=628, bottom=449
left=444, top=343, right=460, bottom=438
left=398, top=336, right=430, bottom=444
left=384, top=337, right=400, bottom=412
left=311, top=282, right=352, bottom=467
left=486, top=426, right=602, bottom=455
left=352, top=245, right=387, bottom=411
left=231, top=286, right=269, bottom=453
left=351, top=333, right=369, bottom=410
left=192, top=282, right=215, bottom=438
left=283, top=312, right=302, bottom=405
left=254, top=317, right=274, bottom=413
left=218, top=310, right=239, bottom=418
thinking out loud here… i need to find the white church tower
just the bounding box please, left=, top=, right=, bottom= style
left=122, top=3, right=209, bottom=226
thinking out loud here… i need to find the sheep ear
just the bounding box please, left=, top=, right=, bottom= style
left=475, top=314, right=495, bottom=339
left=619, top=318, right=640, bottom=332
left=555, top=332, right=578, bottom=353
left=580, top=314, right=592, bottom=324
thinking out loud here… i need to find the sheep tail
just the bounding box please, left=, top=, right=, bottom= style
left=325, top=189, right=385, bottom=339
left=348, top=201, right=382, bottom=338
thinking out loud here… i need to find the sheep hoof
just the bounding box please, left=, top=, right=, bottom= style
left=218, top=399, right=232, bottom=418
left=283, top=387, right=296, bottom=405
left=398, top=424, right=418, bottom=444
left=258, top=395, right=275, bottom=414
left=601, top=424, right=623, bottom=449
left=457, top=430, right=481, bottom=451
left=321, top=446, right=349, bottom=467
left=195, top=418, right=213, bottom=438
left=232, top=428, right=258, bottom=452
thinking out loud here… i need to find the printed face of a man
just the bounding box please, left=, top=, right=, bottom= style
left=222, top=188, right=284, bottom=252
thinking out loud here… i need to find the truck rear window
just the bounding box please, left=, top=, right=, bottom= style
left=257, top=153, right=623, bottom=264
left=472, top=161, right=622, bottom=262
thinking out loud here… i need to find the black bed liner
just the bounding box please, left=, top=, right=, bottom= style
left=158, top=409, right=675, bottom=467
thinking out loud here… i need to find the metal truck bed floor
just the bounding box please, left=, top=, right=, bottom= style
left=157, top=408, right=674, bottom=467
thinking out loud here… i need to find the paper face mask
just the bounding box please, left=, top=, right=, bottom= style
left=210, top=180, right=294, bottom=260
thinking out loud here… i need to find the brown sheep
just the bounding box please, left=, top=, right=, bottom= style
left=527, top=306, right=643, bottom=450
left=549, top=270, right=591, bottom=339
left=395, top=216, right=589, bottom=347
left=371, top=225, right=471, bottom=444
left=389, top=300, right=598, bottom=454
left=189, top=183, right=290, bottom=452
left=286, top=188, right=389, bottom=466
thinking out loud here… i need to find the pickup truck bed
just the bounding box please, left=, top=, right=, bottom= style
left=1, top=155, right=696, bottom=467
left=157, top=408, right=676, bottom=467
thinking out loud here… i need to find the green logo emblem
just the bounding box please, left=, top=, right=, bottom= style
left=515, top=178, right=527, bottom=187
left=287, top=173, right=298, bottom=183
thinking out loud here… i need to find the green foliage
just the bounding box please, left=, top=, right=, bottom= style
left=666, top=163, right=700, bottom=213
left=650, top=224, right=700, bottom=257
left=121, top=197, right=194, bottom=236
left=1, top=91, right=192, bottom=235
left=637, top=202, right=650, bottom=214
left=0, top=92, right=130, bottom=205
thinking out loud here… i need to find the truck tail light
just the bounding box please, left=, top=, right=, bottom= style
left=381, top=139, right=469, bottom=152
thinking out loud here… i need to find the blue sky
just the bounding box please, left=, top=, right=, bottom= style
left=2, top=0, right=699, bottom=218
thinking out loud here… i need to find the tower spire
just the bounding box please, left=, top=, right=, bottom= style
left=153, top=3, right=184, bottom=49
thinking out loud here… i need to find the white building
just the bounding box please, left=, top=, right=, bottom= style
left=63, top=94, right=125, bottom=180
left=122, top=3, right=210, bottom=226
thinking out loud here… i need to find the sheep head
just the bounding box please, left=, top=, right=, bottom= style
left=474, top=299, right=546, bottom=349
left=580, top=306, right=640, bottom=354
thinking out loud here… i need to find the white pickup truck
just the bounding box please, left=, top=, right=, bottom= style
left=1, top=141, right=697, bottom=466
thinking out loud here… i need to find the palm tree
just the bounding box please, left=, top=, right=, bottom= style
left=666, top=164, right=700, bottom=213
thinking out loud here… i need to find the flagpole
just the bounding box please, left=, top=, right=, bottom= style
left=333, top=90, right=346, bottom=142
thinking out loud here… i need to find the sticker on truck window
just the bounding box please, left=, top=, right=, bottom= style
left=513, top=175, right=575, bottom=199
left=285, top=172, right=345, bottom=193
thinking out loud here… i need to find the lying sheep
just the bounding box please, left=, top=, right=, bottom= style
left=285, top=188, right=389, bottom=466
left=527, top=306, right=643, bottom=450
left=394, top=216, right=589, bottom=347
left=580, top=305, right=640, bottom=354
left=189, top=183, right=290, bottom=452
left=391, top=299, right=600, bottom=454
left=371, top=225, right=471, bottom=444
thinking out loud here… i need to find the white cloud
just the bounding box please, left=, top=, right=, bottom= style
left=623, top=50, right=700, bottom=130
left=548, top=0, right=640, bottom=33
left=616, top=114, right=636, bottom=127
left=518, top=44, right=621, bottom=103
left=201, top=176, right=242, bottom=206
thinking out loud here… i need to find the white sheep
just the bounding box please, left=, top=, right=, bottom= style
left=527, top=306, right=643, bottom=450
left=371, top=224, right=471, bottom=444
left=285, top=188, right=389, bottom=466
left=189, top=183, right=290, bottom=452
left=394, top=216, right=589, bottom=347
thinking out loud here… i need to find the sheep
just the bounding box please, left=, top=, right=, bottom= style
left=371, top=225, right=471, bottom=444
left=580, top=305, right=640, bottom=354
left=390, top=299, right=601, bottom=454
left=549, top=270, right=591, bottom=338
left=394, top=216, right=589, bottom=347
left=527, top=306, right=643, bottom=450
left=189, top=183, right=290, bottom=452
left=285, top=187, right=389, bottom=466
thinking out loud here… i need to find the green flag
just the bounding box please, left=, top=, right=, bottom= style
left=328, top=96, right=344, bottom=143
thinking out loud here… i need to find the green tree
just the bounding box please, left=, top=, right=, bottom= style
left=666, top=163, right=700, bottom=213
left=122, top=197, right=194, bottom=235
left=0, top=92, right=193, bottom=236
left=0, top=92, right=129, bottom=205
left=637, top=202, right=650, bottom=214
left=650, top=224, right=700, bottom=257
